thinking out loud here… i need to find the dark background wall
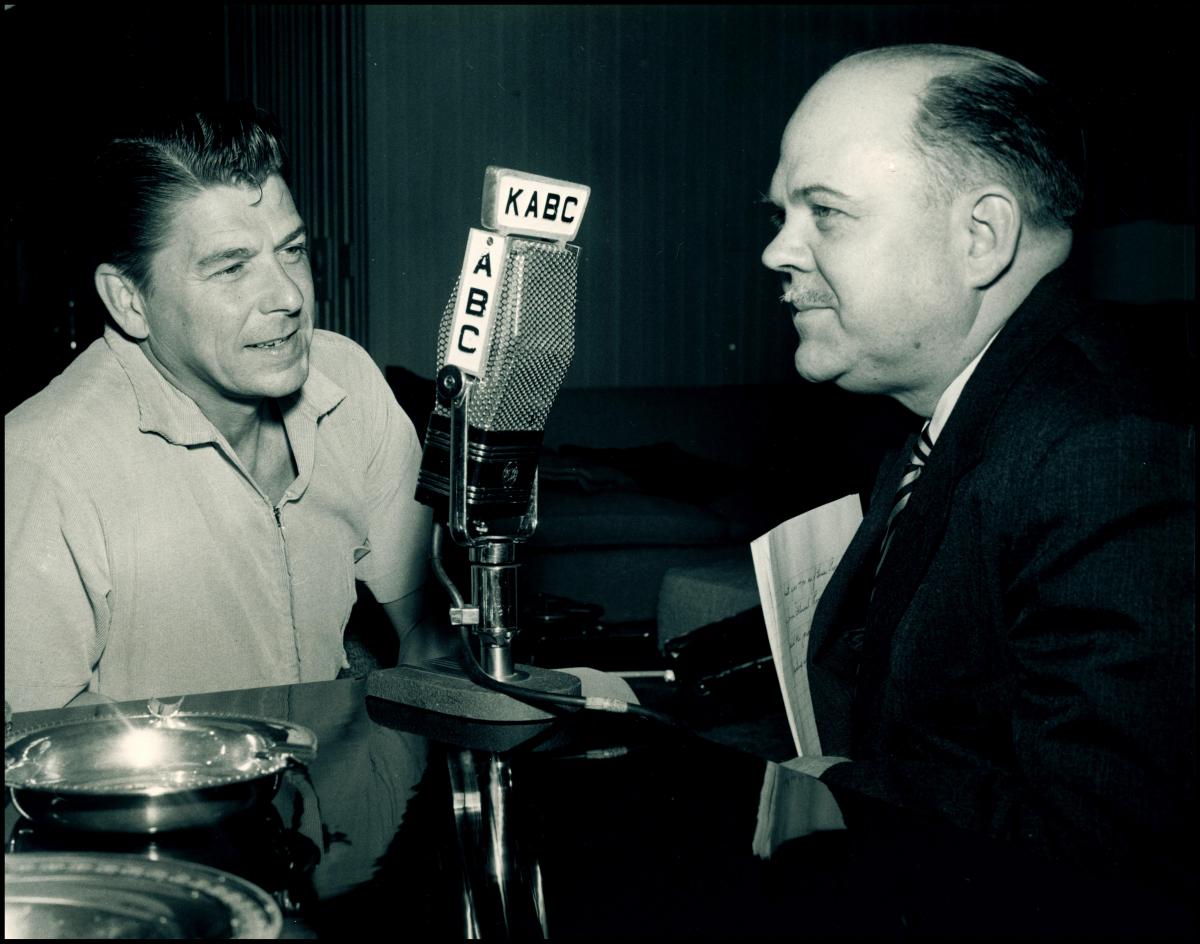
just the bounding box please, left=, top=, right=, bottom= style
left=363, top=4, right=1195, bottom=386
left=3, top=4, right=226, bottom=413
left=4, top=4, right=1195, bottom=410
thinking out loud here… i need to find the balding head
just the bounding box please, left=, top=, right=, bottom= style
left=823, top=44, right=1085, bottom=233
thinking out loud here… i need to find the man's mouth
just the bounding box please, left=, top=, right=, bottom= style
left=248, top=331, right=295, bottom=349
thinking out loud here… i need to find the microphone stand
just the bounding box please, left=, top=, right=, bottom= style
left=367, top=367, right=582, bottom=735
left=443, top=363, right=525, bottom=682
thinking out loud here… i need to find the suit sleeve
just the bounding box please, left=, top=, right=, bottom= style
left=823, top=411, right=1195, bottom=873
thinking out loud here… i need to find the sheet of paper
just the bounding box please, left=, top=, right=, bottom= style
left=752, top=761, right=847, bottom=858
left=750, top=494, right=863, bottom=758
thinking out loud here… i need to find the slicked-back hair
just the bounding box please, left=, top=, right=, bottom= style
left=92, top=100, right=288, bottom=294
left=839, top=44, right=1085, bottom=231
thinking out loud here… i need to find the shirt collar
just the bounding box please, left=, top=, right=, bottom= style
left=104, top=325, right=346, bottom=445
left=286, top=348, right=346, bottom=422
left=926, top=328, right=1002, bottom=446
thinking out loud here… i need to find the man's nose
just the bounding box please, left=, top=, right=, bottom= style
left=261, top=258, right=305, bottom=315
left=761, top=220, right=815, bottom=273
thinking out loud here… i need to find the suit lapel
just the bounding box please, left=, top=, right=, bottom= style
left=853, top=273, right=1085, bottom=691
left=809, top=441, right=908, bottom=662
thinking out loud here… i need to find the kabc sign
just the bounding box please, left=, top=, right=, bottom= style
left=481, top=167, right=590, bottom=243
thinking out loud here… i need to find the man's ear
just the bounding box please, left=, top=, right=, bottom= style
left=94, top=264, right=150, bottom=339
left=963, top=188, right=1020, bottom=289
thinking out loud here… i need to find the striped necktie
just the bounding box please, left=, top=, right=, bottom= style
left=874, top=421, right=933, bottom=583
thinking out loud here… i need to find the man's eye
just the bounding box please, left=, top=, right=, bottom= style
left=282, top=244, right=309, bottom=260
left=810, top=204, right=844, bottom=231
left=769, top=210, right=786, bottom=232
left=217, top=262, right=245, bottom=277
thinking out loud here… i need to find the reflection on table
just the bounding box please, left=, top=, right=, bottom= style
left=5, top=677, right=1195, bottom=939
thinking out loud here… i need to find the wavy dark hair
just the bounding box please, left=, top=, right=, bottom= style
left=840, top=44, right=1085, bottom=231
left=92, top=100, right=288, bottom=293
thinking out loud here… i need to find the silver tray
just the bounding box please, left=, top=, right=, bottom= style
left=5, top=712, right=317, bottom=833
left=4, top=852, right=282, bottom=938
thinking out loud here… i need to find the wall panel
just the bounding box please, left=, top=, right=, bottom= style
left=225, top=5, right=370, bottom=346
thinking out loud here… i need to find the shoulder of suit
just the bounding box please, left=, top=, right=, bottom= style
left=988, top=311, right=1188, bottom=459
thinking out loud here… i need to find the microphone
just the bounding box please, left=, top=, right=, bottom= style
left=367, top=168, right=592, bottom=741
left=414, top=166, right=589, bottom=539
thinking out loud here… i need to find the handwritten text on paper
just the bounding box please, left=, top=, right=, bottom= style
left=751, top=494, right=862, bottom=758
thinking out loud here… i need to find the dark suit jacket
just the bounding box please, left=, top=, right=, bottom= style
left=811, top=271, right=1195, bottom=875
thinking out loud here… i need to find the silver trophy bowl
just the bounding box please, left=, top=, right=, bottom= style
left=5, top=712, right=317, bottom=833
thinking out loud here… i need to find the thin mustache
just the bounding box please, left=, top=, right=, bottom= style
left=780, top=289, right=836, bottom=309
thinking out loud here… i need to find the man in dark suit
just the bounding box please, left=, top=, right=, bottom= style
left=761, top=44, right=1194, bottom=876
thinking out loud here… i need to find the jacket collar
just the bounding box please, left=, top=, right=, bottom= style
left=861, top=268, right=1083, bottom=660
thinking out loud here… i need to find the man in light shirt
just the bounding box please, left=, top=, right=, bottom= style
left=761, top=44, right=1193, bottom=875
left=5, top=102, right=440, bottom=711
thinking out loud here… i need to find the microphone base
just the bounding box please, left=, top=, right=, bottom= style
left=365, top=657, right=581, bottom=723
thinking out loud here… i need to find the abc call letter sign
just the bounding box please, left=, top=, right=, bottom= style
left=445, top=227, right=507, bottom=378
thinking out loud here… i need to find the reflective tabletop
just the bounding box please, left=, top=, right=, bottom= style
left=6, top=678, right=1195, bottom=939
